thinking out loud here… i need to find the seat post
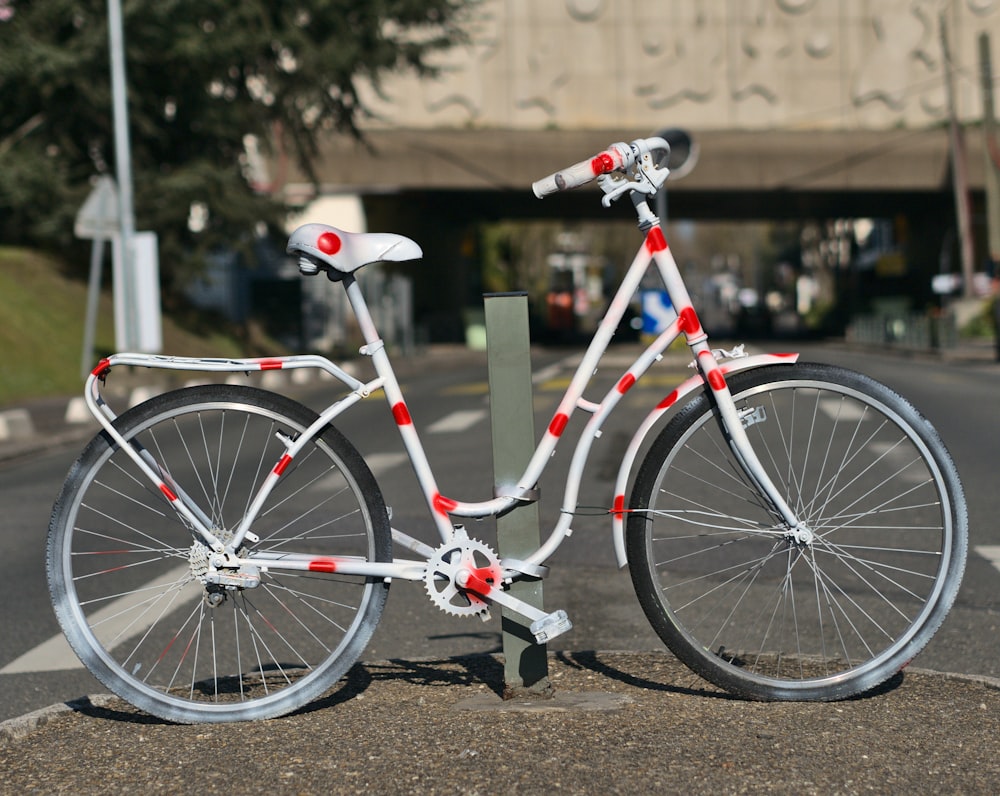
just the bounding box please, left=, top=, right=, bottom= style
left=342, top=276, right=381, bottom=346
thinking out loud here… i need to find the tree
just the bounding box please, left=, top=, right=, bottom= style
left=0, top=0, right=472, bottom=287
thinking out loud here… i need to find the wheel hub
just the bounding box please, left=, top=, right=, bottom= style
left=189, top=530, right=257, bottom=595
left=787, top=524, right=814, bottom=545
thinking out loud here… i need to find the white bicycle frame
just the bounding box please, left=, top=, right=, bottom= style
left=80, top=138, right=804, bottom=630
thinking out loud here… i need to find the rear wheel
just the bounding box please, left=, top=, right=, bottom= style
left=48, top=385, right=391, bottom=723
left=627, top=363, right=967, bottom=700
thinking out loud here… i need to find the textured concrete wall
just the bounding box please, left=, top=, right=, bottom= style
left=358, top=0, right=1000, bottom=132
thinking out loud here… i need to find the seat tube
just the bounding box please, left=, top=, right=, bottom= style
left=342, top=276, right=455, bottom=540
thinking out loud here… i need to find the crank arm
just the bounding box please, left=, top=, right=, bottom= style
left=456, top=571, right=573, bottom=644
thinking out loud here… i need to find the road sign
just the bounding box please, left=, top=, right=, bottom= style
left=641, top=289, right=676, bottom=334
left=74, top=176, right=119, bottom=240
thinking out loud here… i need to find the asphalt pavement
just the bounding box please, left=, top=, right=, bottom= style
left=2, top=340, right=999, bottom=794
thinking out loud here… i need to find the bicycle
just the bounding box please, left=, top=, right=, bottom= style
left=47, top=137, right=968, bottom=723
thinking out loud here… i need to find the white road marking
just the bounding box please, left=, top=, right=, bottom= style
left=365, top=452, right=410, bottom=475
left=2, top=564, right=192, bottom=674
left=975, top=545, right=1000, bottom=575
left=818, top=397, right=868, bottom=422
left=531, top=363, right=564, bottom=384
left=427, top=409, right=486, bottom=434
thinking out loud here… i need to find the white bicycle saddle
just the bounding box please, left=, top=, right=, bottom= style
left=287, top=223, right=423, bottom=277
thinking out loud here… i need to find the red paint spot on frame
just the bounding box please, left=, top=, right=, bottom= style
left=308, top=558, right=338, bottom=573
left=645, top=227, right=667, bottom=253
left=657, top=390, right=679, bottom=410
left=159, top=484, right=178, bottom=502
left=392, top=402, right=412, bottom=426
left=433, top=493, right=458, bottom=515
left=548, top=413, right=569, bottom=437
left=707, top=370, right=727, bottom=391
left=678, top=306, right=702, bottom=336
left=617, top=374, right=636, bottom=394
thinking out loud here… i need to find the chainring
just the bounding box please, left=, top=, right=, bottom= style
left=423, top=536, right=503, bottom=617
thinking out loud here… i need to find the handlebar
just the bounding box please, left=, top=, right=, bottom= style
left=531, top=137, right=669, bottom=199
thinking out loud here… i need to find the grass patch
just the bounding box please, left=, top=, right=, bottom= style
left=0, top=247, right=282, bottom=406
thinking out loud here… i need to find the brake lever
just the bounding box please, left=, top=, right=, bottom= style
left=597, top=173, right=635, bottom=206
left=597, top=161, right=669, bottom=208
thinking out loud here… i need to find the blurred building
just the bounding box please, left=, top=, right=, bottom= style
left=268, top=0, right=1000, bottom=343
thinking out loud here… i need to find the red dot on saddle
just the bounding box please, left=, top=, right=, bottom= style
left=317, top=232, right=341, bottom=255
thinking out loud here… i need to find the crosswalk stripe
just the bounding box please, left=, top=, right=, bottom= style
left=427, top=409, right=487, bottom=433
left=2, top=564, right=192, bottom=674
left=975, top=545, right=1000, bottom=575
left=1, top=631, right=84, bottom=674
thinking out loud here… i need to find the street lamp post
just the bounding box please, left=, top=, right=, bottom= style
left=107, top=0, right=137, bottom=350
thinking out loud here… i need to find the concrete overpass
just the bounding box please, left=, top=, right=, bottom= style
left=288, top=126, right=989, bottom=217
left=270, top=1, right=1000, bottom=342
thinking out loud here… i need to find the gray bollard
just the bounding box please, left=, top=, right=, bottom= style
left=484, top=292, right=552, bottom=698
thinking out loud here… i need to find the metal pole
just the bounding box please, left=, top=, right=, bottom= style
left=980, top=32, right=1000, bottom=362
left=484, top=292, right=551, bottom=699
left=81, top=238, right=105, bottom=379
left=979, top=32, right=1000, bottom=264
left=107, top=0, right=137, bottom=348
left=940, top=11, right=976, bottom=299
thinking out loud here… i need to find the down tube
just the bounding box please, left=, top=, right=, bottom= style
left=525, top=316, right=687, bottom=568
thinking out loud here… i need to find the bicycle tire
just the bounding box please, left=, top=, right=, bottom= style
left=626, top=362, right=967, bottom=701
left=47, top=384, right=391, bottom=723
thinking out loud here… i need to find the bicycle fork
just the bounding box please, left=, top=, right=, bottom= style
left=689, top=341, right=811, bottom=543
left=641, top=214, right=809, bottom=544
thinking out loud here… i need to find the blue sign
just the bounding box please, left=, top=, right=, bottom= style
left=641, top=290, right=676, bottom=334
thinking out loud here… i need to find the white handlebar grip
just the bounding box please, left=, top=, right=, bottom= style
left=532, top=145, right=630, bottom=198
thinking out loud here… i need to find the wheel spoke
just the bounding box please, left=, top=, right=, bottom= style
left=627, top=364, right=965, bottom=701
left=48, top=385, right=390, bottom=722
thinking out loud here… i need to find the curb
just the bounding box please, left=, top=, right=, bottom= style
left=0, top=408, right=33, bottom=442
left=0, top=694, right=117, bottom=745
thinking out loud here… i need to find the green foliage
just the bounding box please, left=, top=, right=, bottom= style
left=0, top=0, right=472, bottom=288
left=0, top=245, right=294, bottom=404
left=959, top=297, right=997, bottom=339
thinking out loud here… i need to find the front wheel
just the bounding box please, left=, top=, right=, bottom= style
left=47, top=385, right=391, bottom=723
left=627, top=363, right=967, bottom=701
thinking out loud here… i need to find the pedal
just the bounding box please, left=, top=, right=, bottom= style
left=529, top=610, right=573, bottom=644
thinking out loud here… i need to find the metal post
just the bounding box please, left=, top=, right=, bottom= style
left=81, top=238, right=106, bottom=379
left=979, top=32, right=1000, bottom=266
left=484, top=292, right=552, bottom=699
left=940, top=11, right=976, bottom=299
left=107, top=0, right=137, bottom=348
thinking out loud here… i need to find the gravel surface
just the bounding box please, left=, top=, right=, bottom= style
left=1, top=651, right=998, bottom=794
